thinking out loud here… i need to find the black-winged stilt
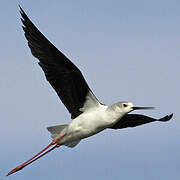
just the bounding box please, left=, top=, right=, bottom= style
left=7, top=6, right=173, bottom=176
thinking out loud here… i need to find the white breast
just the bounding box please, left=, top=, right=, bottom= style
left=60, top=104, right=118, bottom=144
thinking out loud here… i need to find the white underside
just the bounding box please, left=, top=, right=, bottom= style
left=47, top=91, right=125, bottom=147
left=48, top=105, right=123, bottom=147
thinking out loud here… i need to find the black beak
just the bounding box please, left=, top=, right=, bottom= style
left=132, top=106, right=155, bottom=110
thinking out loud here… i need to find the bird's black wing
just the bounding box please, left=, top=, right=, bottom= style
left=19, top=6, right=99, bottom=119
left=109, top=113, right=173, bottom=129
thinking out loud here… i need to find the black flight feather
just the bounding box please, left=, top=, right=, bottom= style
left=19, top=6, right=97, bottom=119
left=110, top=113, right=173, bottom=129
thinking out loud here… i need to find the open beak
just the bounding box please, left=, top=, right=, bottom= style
left=132, top=106, right=155, bottom=110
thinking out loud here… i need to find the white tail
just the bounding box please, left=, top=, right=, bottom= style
left=47, top=124, right=68, bottom=139
left=47, top=124, right=81, bottom=148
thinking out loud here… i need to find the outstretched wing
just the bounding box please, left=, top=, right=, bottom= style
left=19, top=6, right=100, bottom=119
left=110, top=113, right=173, bottom=129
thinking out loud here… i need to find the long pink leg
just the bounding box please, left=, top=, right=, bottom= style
left=7, top=134, right=65, bottom=176
left=23, top=144, right=60, bottom=167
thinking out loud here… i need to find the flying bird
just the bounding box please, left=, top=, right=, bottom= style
left=7, top=6, right=173, bottom=176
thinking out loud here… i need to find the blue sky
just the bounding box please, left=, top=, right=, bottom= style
left=1, top=0, right=180, bottom=179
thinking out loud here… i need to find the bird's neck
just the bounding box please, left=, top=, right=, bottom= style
left=106, top=104, right=126, bottom=124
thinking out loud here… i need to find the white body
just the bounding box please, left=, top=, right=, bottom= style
left=47, top=92, right=134, bottom=147
left=56, top=106, right=131, bottom=146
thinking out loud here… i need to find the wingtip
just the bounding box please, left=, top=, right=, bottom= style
left=19, top=6, right=30, bottom=29
left=159, top=113, right=173, bottom=122
left=19, top=5, right=27, bottom=18
left=169, top=113, right=173, bottom=119
left=18, top=4, right=24, bottom=11
left=18, top=5, right=23, bottom=13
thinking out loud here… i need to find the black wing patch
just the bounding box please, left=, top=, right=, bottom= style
left=19, top=6, right=96, bottom=119
left=110, top=113, right=173, bottom=129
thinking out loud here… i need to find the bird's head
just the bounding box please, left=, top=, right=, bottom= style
left=113, top=101, right=154, bottom=115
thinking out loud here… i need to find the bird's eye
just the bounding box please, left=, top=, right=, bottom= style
left=123, top=104, right=128, bottom=108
